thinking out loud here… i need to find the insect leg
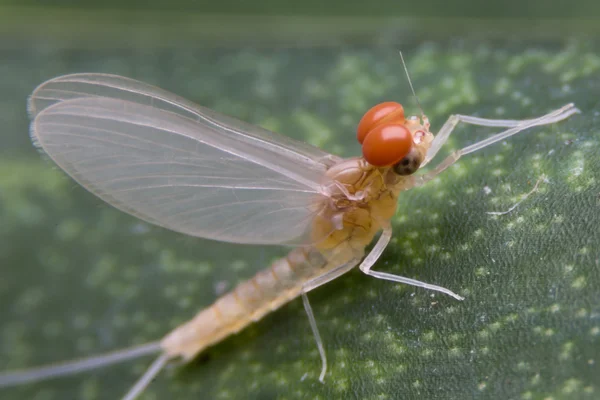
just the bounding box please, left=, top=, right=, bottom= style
left=301, top=258, right=360, bottom=382
left=122, top=353, right=171, bottom=400
left=359, top=225, right=464, bottom=300
left=422, top=103, right=580, bottom=167
left=415, top=104, right=580, bottom=186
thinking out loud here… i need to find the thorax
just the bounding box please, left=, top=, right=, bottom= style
left=312, top=157, right=406, bottom=254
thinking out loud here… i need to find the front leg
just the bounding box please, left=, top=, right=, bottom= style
left=422, top=103, right=580, bottom=168
left=416, top=104, right=580, bottom=187
left=359, top=224, right=464, bottom=300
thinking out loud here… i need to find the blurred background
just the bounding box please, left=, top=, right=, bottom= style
left=1, top=1, right=598, bottom=399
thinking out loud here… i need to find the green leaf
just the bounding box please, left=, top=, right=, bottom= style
left=0, top=39, right=597, bottom=400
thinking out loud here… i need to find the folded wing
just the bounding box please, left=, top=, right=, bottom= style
left=29, top=74, right=340, bottom=245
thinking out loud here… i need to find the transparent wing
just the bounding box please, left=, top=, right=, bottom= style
left=28, top=74, right=341, bottom=245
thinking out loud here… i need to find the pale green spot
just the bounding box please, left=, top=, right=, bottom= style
left=548, top=304, right=561, bottom=313
left=444, top=305, right=458, bottom=315
left=559, top=341, right=575, bottom=361
left=516, top=361, right=529, bottom=371
left=525, top=307, right=539, bottom=315
left=544, top=328, right=555, bottom=337
left=75, top=335, right=95, bottom=352
left=477, top=329, right=490, bottom=340
left=521, top=391, right=533, bottom=400
left=230, top=260, right=247, bottom=273
left=80, top=378, right=100, bottom=400
left=163, top=285, right=178, bottom=299
left=571, top=276, right=586, bottom=289
left=334, top=377, right=349, bottom=391
left=489, top=322, right=502, bottom=332
left=561, top=378, right=583, bottom=395
left=56, top=218, right=84, bottom=241
left=448, top=333, right=462, bottom=343
left=361, top=332, right=374, bottom=342
left=504, top=313, right=518, bottom=323
left=563, top=264, right=574, bottom=274
left=448, top=347, right=462, bottom=357
left=494, top=77, right=510, bottom=95
left=15, top=286, right=45, bottom=313
left=73, top=314, right=91, bottom=330
left=178, top=296, right=192, bottom=309
left=584, top=386, right=595, bottom=394
left=427, top=244, right=439, bottom=254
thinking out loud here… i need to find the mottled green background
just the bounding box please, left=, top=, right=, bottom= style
left=0, top=3, right=598, bottom=400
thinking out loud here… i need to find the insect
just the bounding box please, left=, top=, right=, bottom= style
left=0, top=60, right=579, bottom=399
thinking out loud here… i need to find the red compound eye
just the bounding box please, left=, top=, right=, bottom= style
left=357, top=102, right=405, bottom=144
left=357, top=102, right=413, bottom=166
left=361, top=124, right=413, bottom=167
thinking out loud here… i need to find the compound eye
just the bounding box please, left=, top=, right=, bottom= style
left=361, top=123, right=413, bottom=167
left=393, top=147, right=422, bottom=175
left=357, top=102, right=405, bottom=144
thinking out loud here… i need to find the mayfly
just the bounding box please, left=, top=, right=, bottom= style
left=0, top=60, right=579, bottom=399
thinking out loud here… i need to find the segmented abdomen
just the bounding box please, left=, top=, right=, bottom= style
left=161, top=246, right=336, bottom=360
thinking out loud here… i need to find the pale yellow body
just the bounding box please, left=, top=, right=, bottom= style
left=161, top=156, right=420, bottom=361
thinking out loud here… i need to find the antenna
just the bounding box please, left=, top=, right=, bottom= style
left=399, top=51, right=425, bottom=119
